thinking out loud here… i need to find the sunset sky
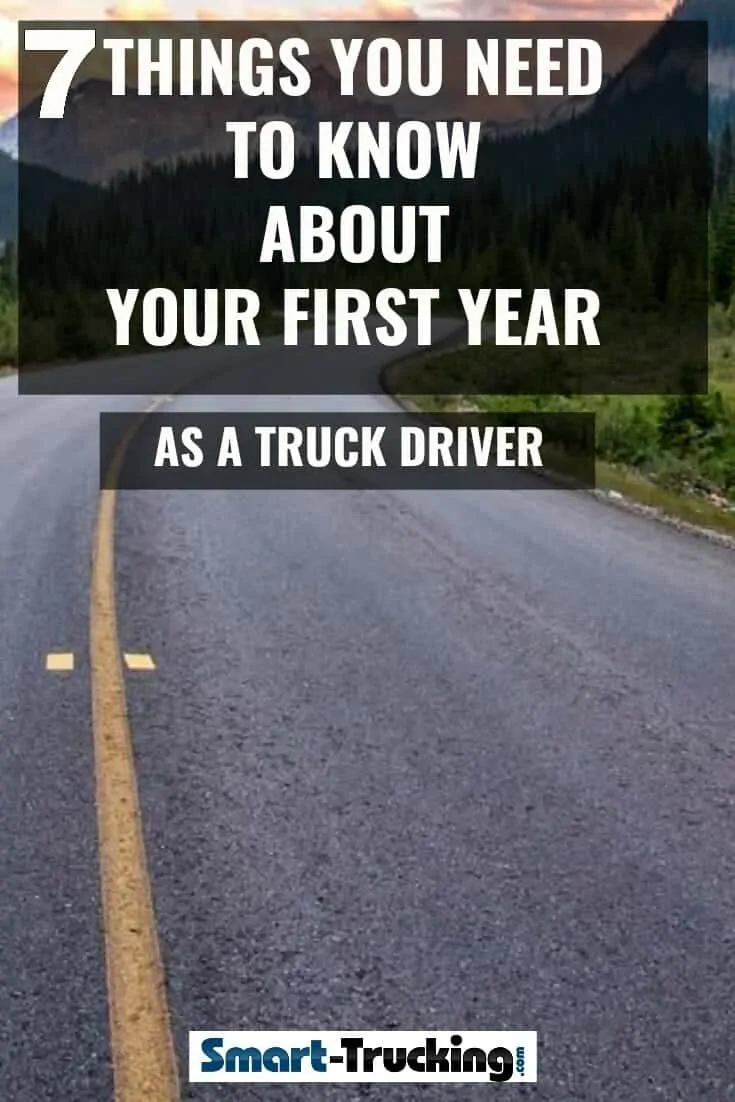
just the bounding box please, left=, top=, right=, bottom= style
left=0, top=0, right=675, bottom=119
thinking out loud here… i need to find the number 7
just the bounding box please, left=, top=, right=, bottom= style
left=23, top=28, right=97, bottom=119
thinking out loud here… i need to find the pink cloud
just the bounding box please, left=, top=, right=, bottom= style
left=105, top=0, right=174, bottom=16
left=198, top=0, right=417, bottom=17
left=0, top=0, right=675, bottom=120
left=457, top=0, right=668, bottom=14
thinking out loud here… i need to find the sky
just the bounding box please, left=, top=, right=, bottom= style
left=0, top=0, right=674, bottom=119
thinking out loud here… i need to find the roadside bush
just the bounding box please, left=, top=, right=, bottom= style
left=658, top=390, right=720, bottom=454
left=654, top=387, right=735, bottom=499
left=0, top=294, right=17, bottom=363
left=595, top=400, right=660, bottom=468
left=709, top=303, right=732, bottom=337
left=653, top=452, right=705, bottom=494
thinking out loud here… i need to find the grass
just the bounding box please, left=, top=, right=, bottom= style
left=710, top=333, right=735, bottom=399
left=395, top=309, right=706, bottom=396
left=596, top=460, right=735, bottom=535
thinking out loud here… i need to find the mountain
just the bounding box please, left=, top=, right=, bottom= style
left=0, top=151, right=105, bottom=240
left=0, top=152, right=14, bottom=238
left=1, top=11, right=713, bottom=241
left=0, top=115, right=17, bottom=160
left=673, top=0, right=735, bottom=49
left=6, top=9, right=723, bottom=188
left=673, top=0, right=735, bottom=127
left=12, top=65, right=397, bottom=184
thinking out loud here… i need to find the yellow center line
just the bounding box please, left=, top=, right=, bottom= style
left=124, top=653, right=157, bottom=671
left=46, top=652, right=75, bottom=672
left=90, top=398, right=180, bottom=1102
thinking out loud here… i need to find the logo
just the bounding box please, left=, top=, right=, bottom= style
left=189, top=1030, right=537, bottom=1083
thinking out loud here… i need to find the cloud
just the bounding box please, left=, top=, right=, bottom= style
left=309, top=0, right=418, bottom=17
left=455, top=0, right=668, bottom=16
left=0, top=14, right=18, bottom=117
left=0, top=0, right=672, bottom=120
left=198, top=0, right=417, bottom=18
left=105, top=0, right=173, bottom=17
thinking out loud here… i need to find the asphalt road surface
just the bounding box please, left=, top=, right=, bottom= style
left=1, top=328, right=734, bottom=1101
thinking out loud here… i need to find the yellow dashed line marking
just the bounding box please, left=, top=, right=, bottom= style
left=46, top=652, right=74, bottom=672
left=123, top=653, right=157, bottom=671
left=91, top=399, right=180, bottom=1102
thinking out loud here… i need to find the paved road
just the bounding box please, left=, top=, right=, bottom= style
left=1, top=330, right=734, bottom=1100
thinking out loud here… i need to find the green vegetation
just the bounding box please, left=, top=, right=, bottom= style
left=17, top=289, right=281, bottom=366
left=0, top=240, right=16, bottom=365
left=394, top=126, right=735, bottom=517
left=0, top=20, right=723, bottom=531
left=15, top=31, right=706, bottom=367
left=398, top=327, right=735, bottom=507
left=14, top=134, right=707, bottom=377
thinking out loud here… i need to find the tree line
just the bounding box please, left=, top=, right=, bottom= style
left=8, top=126, right=706, bottom=365
left=710, top=122, right=735, bottom=305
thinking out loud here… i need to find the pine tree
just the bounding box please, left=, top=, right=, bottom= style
left=630, top=223, right=655, bottom=309
left=716, top=124, right=734, bottom=203
left=712, top=189, right=735, bottom=305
